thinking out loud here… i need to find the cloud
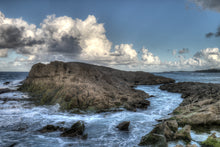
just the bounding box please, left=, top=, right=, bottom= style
left=190, top=0, right=220, bottom=12
left=178, top=48, right=189, bottom=54
left=40, top=15, right=111, bottom=58
left=141, top=47, right=161, bottom=64
left=1, top=11, right=220, bottom=72
left=0, top=11, right=142, bottom=68
left=0, top=12, right=112, bottom=59
left=205, top=26, right=220, bottom=38
left=206, top=32, right=214, bottom=38
left=215, top=27, right=220, bottom=37
left=176, top=48, right=220, bottom=69
left=172, top=49, right=177, bottom=56
left=0, top=12, right=43, bottom=51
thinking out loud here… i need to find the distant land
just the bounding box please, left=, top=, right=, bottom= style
left=195, top=68, right=220, bottom=72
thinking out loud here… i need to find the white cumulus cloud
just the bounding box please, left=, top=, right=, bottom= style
left=141, top=47, right=161, bottom=64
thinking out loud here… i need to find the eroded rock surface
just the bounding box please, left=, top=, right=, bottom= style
left=19, top=61, right=174, bottom=112
left=160, top=82, right=220, bottom=126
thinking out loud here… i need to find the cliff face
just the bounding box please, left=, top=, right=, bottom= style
left=20, top=61, right=174, bottom=112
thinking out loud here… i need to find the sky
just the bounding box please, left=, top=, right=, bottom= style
left=0, top=0, right=220, bottom=72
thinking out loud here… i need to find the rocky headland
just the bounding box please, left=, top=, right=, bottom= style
left=19, top=61, right=174, bottom=112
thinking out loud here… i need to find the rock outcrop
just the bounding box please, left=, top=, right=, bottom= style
left=39, top=121, right=87, bottom=139
left=116, top=121, right=130, bottom=131
left=39, top=125, right=60, bottom=133
left=174, top=125, right=191, bottom=142
left=61, top=121, right=86, bottom=138
left=160, top=82, right=220, bottom=126
left=139, top=120, right=189, bottom=146
left=19, top=61, right=174, bottom=112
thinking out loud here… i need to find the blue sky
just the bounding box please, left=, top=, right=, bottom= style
left=0, top=0, right=220, bottom=71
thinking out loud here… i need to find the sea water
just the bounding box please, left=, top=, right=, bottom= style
left=0, top=72, right=219, bottom=147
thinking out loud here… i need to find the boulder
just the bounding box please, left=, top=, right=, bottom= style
left=139, top=120, right=178, bottom=146
left=151, top=120, right=178, bottom=141
left=0, top=88, right=15, bottom=94
left=174, top=125, right=191, bottom=142
left=139, top=133, right=167, bottom=147
left=3, top=81, right=10, bottom=85
left=116, top=121, right=130, bottom=131
left=39, top=125, right=60, bottom=133
left=61, top=121, right=85, bottom=137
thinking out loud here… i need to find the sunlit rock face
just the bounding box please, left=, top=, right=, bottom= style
left=20, top=61, right=174, bottom=112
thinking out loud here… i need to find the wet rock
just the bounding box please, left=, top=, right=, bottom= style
left=139, top=133, right=167, bottom=147
left=151, top=120, right=178, bottom=141
left=116, top=121, right=130, bottom=131
left=39, top=125, right=60, bottom=133
left=8, top=143, right=17, bottom=147
left=0, top=88, right=15, bottom=94
left=81, top=133, right=88, bottom=140
left=61, top=121, right=85, bottom=137
left=3, top=81, right=10, bottom=85
left=174, top=125, right=191, bottom=142
left=139, top=120, right=178, bottom=145
left=201, top=133, right=220, bottom=147
left=19, top=61, right=174, bottom=112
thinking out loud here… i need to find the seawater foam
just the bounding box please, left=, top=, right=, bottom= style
left=0, top=77, right=184, bottom=146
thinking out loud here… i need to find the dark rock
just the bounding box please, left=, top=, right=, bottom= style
left=0, top=88, right=15, bottom=94
left=139, top=120, right=179, bottom=145
left=19, top=61, right=174, bottom=112
left=139, top=133, right=167, bottom=147
left=39, top=125, right=60, bottom=133
left=151, top=120, right=178, bottom=141
left=3, top=81, right=10, bottom=85
left=61, top=121, right=85, bottom=137
left=196, top=68, right=220, bottom=73
left=9, top=143, right=17, bottom=147
left=116, top=121, right=130, bottom=131
left=81, top=133, right=88, bottom=140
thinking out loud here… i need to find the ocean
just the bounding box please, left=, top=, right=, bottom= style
left=0, top=71, right=220, bottom=147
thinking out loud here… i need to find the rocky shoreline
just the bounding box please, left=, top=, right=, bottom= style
left=160, top=82, right=220, bottom=127
left=4, top=61, right=220, bottom=146
left=139, top=82, right=220, bottom=146
left=18, top=61, right=174, bottom=112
